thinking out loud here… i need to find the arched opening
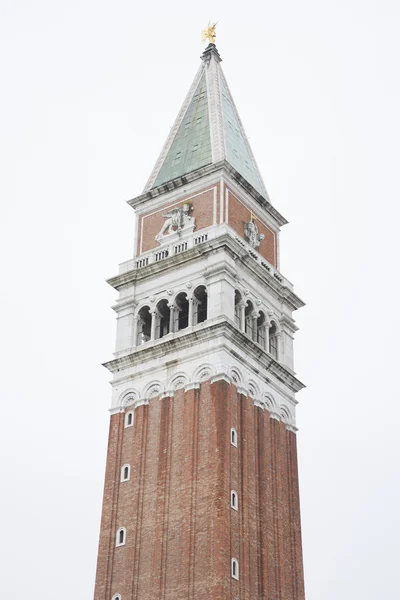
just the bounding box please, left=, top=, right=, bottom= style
left=116, top=527, right=126, bottom=547
left=230, top=428, right=238, bottom=447
left=136, top=306, right=151, bottom=345
left=155, top=299, right=170, bottom=339
left=125, top=411, right=134, bottom=428
left=231, top=490, right=238, bottom=510
left=257, top=311, right=266, bottom=349
left=234, top=290, right=242, bottom=328
left=193, top=285, right=207, bottom=324
left=245, top=300, right=255, bottom=338
left=269, top=322, right=278, bottom=359
left=174, top=292, right=189, bottom=331
left=121, top=464, right=130, bottom=482
left=231, top=558, right=239, bottom=580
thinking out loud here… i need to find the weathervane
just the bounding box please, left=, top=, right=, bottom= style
left=202, top=21, right=217, bottom=45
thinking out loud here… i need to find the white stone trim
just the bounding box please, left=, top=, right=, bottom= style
left=120, top=390, right=139, bottom=407
left=231, top=558, right=239, bottom=580
left=168, top=371, right=189, bottom=391
left=116, top=527, right=126, bottom=547
left=120, top=464, right=130, bottom=482
left=124, top=411, right=134, bottom=428
left=210, top=372, right=232, bottom=385
left=230, top=428, right=238, bottom=447
left=213, top=185, right=217, bottom=225
left=231, top=490, right=238, bottom=511
left=206, top=51, right=225, bottom=163
left=269, top=411, right=281, bottom=421
left=286, top=423, right=298, bottom=434
left=185, top=381, right=200, bottom=392
left=134, top=171, right=223, bottom=217
left=236, top=386, right=248, bottom=397
left=106, top=321, right=300, bottom=429
left=219, top=177, right=224, bottom=224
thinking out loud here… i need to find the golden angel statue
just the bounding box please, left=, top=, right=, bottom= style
left=202, top=22, right=217, bottom=45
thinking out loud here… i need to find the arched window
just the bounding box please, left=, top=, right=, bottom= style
left=174, top=292, right=189, bottom=332
left=257, top=311, right=266, bottom=349
left=230, top=428, right=238, bottom=447
left=231, top=558, right=239, bottom=580
left=234, top=290, right=242, bottom=328
left=125, top=411, right=134, bottom=428
left=245, top=301, right=255, bottom=339
left=136, top=306, right=152, bottom=345
left=112, top=595, right=122, bottom=600
left=116, top=527, right=126, bottom=547
left=269, top=322, right=278, bottom=360
left=193, top=285, right=207, bottom=325
left=231, top=490, right=238, bottom=511
left=121, top=464, right=130, bottom=482
left=155, top=299, right=170, bottom=339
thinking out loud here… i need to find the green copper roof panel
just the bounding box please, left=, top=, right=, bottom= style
left=220, top=75, right=265, bottom=196
left=153, top=73, right=212, bottom=188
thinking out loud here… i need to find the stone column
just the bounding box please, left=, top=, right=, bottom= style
left=251, top=312, right=258, bottom=341
left=265, top=321, right=270, bottom=353
left=150, top=309, right=158, bottom=341
left=240, top=301, right=246, bottom=332
left=168, top=303, right=175, bottom=333
left=263, top=324, right=268, bottom=351
left=132, top=315, right=140, bottom=347
left=276, top=331, right=283, bottom=362
left=115, top=306, right=136, bottom=352
left=188, top=297, right=194, bottom=327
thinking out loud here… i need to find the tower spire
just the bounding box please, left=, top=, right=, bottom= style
left=143, top=35, right=268, bottom=198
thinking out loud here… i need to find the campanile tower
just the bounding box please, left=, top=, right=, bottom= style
left=94, top=34, right=306, bottom=600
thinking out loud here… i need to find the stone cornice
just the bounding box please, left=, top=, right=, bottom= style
left=103, top=318, right=305, bottom=394
left=127, top=160, right=288, bottom=227
left=106, top=232, right=305, bottom=311
left=280, top=313, right=299, bottom=334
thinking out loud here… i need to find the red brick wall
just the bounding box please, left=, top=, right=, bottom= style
left=137, top=187, right=217, bottom=255
left=135, top=184, right=278, bottom=268
left=93, top=381, right=305, bottom=600
left=226, top=189, right=277, bottom=267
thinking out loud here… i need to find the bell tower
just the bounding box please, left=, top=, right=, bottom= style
left=94, top=38, right=306, bottom=600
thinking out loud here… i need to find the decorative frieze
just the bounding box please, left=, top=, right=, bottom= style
left=110, top=360, right=297, bottom=432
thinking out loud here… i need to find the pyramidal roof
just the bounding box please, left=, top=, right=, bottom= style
left=144, top=44, right=268, bottom=198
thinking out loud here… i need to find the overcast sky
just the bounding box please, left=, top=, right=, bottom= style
left=1, top=1, right=399, bottom=598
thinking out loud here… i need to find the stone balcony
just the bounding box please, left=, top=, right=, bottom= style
left=117, top=223, right=294, bottom=292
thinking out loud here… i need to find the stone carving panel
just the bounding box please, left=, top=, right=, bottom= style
left=244, top=218, right=265, bottom=249
left=155, top=203, right=195, bottom=242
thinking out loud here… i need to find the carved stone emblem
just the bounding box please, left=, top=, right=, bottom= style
left=244, top=218, right=264, bottom=249
left=155, top=203, right=195, bottom=242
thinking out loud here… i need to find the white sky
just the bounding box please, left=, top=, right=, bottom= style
left=1, top=1, right=399, bottom=598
